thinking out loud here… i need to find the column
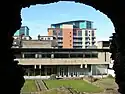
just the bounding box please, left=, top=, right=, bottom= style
left=22, top=53, right=25, bottom=58
left=90, top=65, right=93, bottom=75
left=51, top=53, right=54, bottom=58
left=34, top=65, right=36, bottom=76
left=39, top=65, right=41, bottom=76
left=35, top=54, right=38, bottom=58
left=68, top=52, right=70, bottom=58
left=80, top=64, right=83, bottom=68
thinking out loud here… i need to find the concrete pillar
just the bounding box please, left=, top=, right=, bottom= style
left=22, top=54, right=25, bottom=58
left=35, top=54, right=38, bottom=58
left=68, top=52, right=70, bottom=58
left=51, top=53, right=54, bottom=58
left=45, top=67, right=47, bottom=76
left=39, top=54, right=42, bottom=58
left=39, top=65, right=41, bottom=76
left=83, top=54, right=85, bottom=58
left=80, top=64, right=83, bottom=68
left=28, top=68, right=30, bottom=76
left=90, top=65, right=93, bottom=75
left=34, top=65, right=36, bottom=69
left=34, top=65, right=36, bottom=76
left=85, top=64, right=87, bottom=68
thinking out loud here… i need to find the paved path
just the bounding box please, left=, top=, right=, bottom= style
left=35, top=79, right=47, bottom=91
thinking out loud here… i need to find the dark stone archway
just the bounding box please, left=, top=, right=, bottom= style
left=4, top=0, right=125, bottom=94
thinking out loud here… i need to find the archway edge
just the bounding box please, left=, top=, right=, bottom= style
left=21, top=0, right=118, bottom=29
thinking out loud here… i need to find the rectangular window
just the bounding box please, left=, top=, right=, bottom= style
left=78, top=31, right=82, bottom=36
left=92, top=30, right=94, bottom=36
left=73, top=29, right=77, bottom=36
left=48, top=38, right=50, bottom=40
left=53, top=30, right=57, bottom=36
left=85, top=30, right=88, bottom=36
left=58, top=29, right=62, bottom=36
left=86, top=21, right=92, bottom=29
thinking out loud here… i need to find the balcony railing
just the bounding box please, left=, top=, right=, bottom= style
left=73, top=44, right=82, bottom=46
left=17, top=58, right=110, bottom=65
left=58, top=43, right=62, bottom=46
left=58, top=40, right=63, bottom=42
left=73, top=36, right=82, bottom=38
left=73, top=40, right=82, bottom=42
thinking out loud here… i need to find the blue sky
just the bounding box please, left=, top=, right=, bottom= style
left=21, top=1, right=115, bottom=41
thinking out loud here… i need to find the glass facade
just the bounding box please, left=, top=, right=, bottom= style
left=73, top=29, right=77, bottom=36
left=86, top=21, right=92, bottom=29
left=51, top=20, right=95, bottom=49
left=78, top=31, right=82, bottom=36
left=79, top=22, right=86, bottom=29
left=14, top=30, right=20, bottom=36
left=14, top=26, right=29, bottom=36
left=58, top=29, right=63, bottom=36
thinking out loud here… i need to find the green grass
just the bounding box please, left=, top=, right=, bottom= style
left=44, top=80, right=103, bottom=93
left=41, top=89, right=66, bottom=94
left=21, top=80, right=37, bottom=92
left=93, top=78, right=117, bottom=89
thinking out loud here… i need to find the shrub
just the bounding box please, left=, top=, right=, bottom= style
left=49, top=74, right=57, bottom=80
left=107, top=74, right=114, bottom=78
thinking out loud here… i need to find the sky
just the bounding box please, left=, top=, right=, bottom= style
left=21, top=1, right=115, bottom=41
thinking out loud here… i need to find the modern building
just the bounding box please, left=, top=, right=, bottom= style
left=12, top=35, right=58, bottom=48
left=96, top=41, right=110, bottom=49
left=12, top=40, right=111, bottom=78
left=48, top=20, right=96, bottom=48
left=37, top=35, right=56, bottom=41
left=14, top=26, right=29, bottom=36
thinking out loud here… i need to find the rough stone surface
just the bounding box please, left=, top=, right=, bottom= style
left=4, top=0, right=125, bottom=94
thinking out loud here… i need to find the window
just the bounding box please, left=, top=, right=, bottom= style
left=92, top=42, right=95, bottom=45
left=92, top=31, right=94, bottom=36
left=48, top=38, right=50, bottom=40
left=78, top=31, right=82, bottom=36
left=73, top=29, right=77, bottom=36
left=85, top=37, right=90, bottom=40
left=53, top=30, right=57, bottom=36
left=85, top=30, right=88, bottom=36
left=103, top=41, right=110, bottom=47
left=86, top=21, right=92, bottom=29
left=84, top=53, right=98, bottom=58
left=58, top=30, right=62, bottom=36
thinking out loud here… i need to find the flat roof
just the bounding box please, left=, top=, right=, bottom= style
left=51, top=20, right=93, bottom=26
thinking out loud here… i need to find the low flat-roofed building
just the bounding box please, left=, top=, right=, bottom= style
left=13, top=48, right=111, bottom=78
left=22, top=40, right=52, bottom=48
left=96, top=41, right=110, bottom=49
left=12, top=35, right=58, bottom=48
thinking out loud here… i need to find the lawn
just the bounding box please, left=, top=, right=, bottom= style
left=93, top=78, right=118, bottom=89
left=21, top=80, right=38, bottom=92
left=44, top=80, right=103, bottom=93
